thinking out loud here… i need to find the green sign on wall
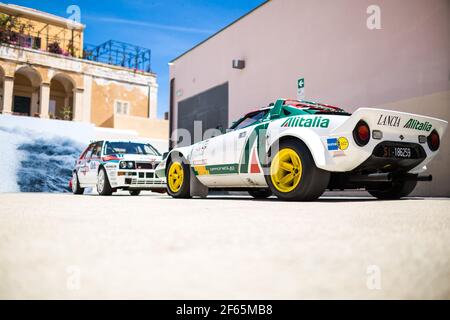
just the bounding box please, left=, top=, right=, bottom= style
left=297, top=77, right=305, bottom=100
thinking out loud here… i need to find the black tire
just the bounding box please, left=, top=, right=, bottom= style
left=367, top=177, right=417, bottom=200
left=129, top=190, right=141, bottom=196
left=265, top=139, right=330, bottom=201
left=166, top=157, right=191, bottom=198
left=248, top=189, right=272, bottom=199
left=97, top=167, right=113, bottom=196
left=71, top=172, right=84, bottom=195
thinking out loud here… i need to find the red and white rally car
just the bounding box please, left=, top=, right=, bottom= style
left=71, top=140, right=166, bottom=196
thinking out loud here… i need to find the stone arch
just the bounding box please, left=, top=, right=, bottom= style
left=49, top=73, right=76, bottom=120
left=13, top=66, right=43, bottom=116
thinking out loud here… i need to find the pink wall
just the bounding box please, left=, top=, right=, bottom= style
left=170, top=0, right=450, bottom=196
left=170, top=0, right=449, bottom=122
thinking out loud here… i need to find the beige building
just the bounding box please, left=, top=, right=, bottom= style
left=169, top=0, right=450, bottom=196
left=0, top=3, right=168, bottom=140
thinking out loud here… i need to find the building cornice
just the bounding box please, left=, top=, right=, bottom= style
left=0, top=44, right=157, bottom=87
left=0, top=2, right=85, bottom=30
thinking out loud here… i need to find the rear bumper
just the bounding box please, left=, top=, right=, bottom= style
left=319, top=134, right=435, bottom=174
left=354, top=141, right=427, bottom=173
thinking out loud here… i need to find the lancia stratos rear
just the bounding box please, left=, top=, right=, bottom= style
left=157, top=99, right=447, bottom=201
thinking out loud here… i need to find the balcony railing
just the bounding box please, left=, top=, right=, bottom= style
left=0, top=29, right=81, bottom=57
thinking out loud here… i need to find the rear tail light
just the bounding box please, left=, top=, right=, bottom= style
left=353, top=120, right=370, bottom=146
left=427, top=130, right=440, bottom=151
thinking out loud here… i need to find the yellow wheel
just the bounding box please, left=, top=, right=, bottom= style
left=270, top=148, right=303, bottom=193
left=265, top=140, right=330, bottom=201
left=168, top=161, right=184, bottom=193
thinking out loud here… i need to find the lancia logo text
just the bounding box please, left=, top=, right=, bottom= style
left=377, top=114, right=401, bottom=127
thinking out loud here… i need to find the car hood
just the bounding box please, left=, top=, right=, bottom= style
left=114, top=154, right=162, bottom=162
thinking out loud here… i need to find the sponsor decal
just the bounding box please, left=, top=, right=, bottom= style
left=281, top=116, right=330, bottom=128
left=194, top=165, right=209, bottom=175
left=337, top=137, right=349, bottom=150
left=403, top=118, right=432, bottom=132
left=377, top=114, right=401, bottom=127
left=239, top=123, right=269, bottom=174
left=327, top=137, right=349, bottom=151
left=193, top=164, right=239, bottom=176
left=250, top=148, right=261, bottom=174
left=80, top=166, right=89, bottom=175
left=327, top=139, right=339, bottom=151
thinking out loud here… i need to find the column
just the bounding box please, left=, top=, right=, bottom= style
left=2, top=77, right=14, bottom=114
left=148, top=83, right=158, bottom=119
left=72, top=88, right=84, bottom=121
left=30, top=90, right=39, bottom=116
left=39, top=83, right=50, bottom=118
left=82, top=75, right=92, bottom=123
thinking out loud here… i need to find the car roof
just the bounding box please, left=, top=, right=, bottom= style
left=89, top=139, right=153, bottom=144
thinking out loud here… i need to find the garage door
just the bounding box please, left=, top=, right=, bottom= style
left=177, top=82, right=228, bottom=146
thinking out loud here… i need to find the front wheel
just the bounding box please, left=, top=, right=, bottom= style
left=129, top=190, right=141, bottom=196
left=97, top=167, right=113, bottom=196
left=367, top=177, right=417, bottom=200
left=166, top=159, right=191, bottom=198
left=72, top=172, right=84, bottom=195
left=265, top=140, right=330, bottom=201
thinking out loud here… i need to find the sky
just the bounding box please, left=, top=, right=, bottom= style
left=12, top=0, right=266, bottom=118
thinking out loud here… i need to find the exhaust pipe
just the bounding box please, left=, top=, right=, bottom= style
left=417, top=175, right=432, bottom=182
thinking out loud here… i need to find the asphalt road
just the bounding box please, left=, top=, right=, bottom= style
left=0, top=192, right=449, bottom=299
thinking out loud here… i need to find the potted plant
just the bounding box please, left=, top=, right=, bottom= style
left=48, top=41, right=63, bottom=54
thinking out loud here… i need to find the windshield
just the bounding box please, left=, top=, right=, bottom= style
left=230, top=109, right=269, bottom=130
left=104, top=142, right=160, bottom=156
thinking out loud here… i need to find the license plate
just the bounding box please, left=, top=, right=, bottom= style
left=382, top=146, right=412, bottom=158
left=393, top=147, right=411, bottom=158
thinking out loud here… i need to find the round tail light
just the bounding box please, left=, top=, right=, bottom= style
left=353, top=120, right=370, bottom=146
left=427, top=130, right=440, bottom=151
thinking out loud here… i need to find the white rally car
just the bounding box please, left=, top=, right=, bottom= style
left=156, top=99, right=447, bottom=201
left=71, top=140, right=166, bottom=196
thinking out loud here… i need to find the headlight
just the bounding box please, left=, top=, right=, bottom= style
left=119, top=161, right=135, bottom=169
